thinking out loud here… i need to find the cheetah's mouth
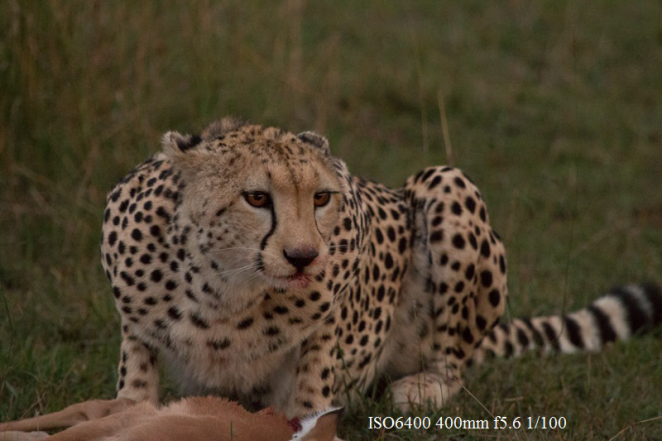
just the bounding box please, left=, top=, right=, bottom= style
left=284, top=272, right=310, bottom=289
left=269, top=272, right=311, bottom=290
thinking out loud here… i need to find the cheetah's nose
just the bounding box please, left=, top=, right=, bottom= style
left=283, top=248, right=319, bottom=272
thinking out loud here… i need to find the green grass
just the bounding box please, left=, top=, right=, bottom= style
left=1, top=1, right=662, bottom=439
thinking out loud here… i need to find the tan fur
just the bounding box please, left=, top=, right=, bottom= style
left=0, top=397, right=340, bottom=441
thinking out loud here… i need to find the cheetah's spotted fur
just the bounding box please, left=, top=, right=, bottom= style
left=101, top=118, right=662, bottom=417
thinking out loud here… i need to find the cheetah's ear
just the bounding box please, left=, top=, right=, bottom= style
left=297, top=131, right=330, bottom=156
left=162, top=131, right=203, bottom=155
left=162, top=131, right=212, bottom=181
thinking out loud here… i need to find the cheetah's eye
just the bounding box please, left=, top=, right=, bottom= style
left=244, top=191, right=271, bottom=208
left=313, top=191, right=331, bottom=208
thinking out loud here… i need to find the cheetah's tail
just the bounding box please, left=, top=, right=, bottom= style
left=472, top=283, right=662, bottom=364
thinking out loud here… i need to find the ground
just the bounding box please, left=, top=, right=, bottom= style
left=1, top=1, right=661, bottom=439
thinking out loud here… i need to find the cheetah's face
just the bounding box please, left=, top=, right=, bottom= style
left=163, top=125, right=343, bottom=293
left=236, top=158, right=342, bottom=291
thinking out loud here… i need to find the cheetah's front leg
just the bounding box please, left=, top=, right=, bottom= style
left=288, top=319, right=337, bottom=418
left=115, top=320, right=160, bottom=405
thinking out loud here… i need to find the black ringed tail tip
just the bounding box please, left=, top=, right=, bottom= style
left=474, top=283, right=662, bottom=364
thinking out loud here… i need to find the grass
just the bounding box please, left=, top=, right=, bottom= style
left=1, top=1, right=661, bottom=439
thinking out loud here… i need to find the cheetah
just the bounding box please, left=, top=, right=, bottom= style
left=97, top=117, right=661, bottom=418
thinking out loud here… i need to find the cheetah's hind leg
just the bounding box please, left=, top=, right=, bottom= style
left=389, top=166, right=507, bottom=414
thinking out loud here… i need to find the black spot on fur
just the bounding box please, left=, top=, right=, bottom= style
left=541, top=321, right=561, bottom=351
left=207, top=338, right=231, bottom=350
left=237, top=317, right=254, bottom=329
left=611, top=286, right=650, bottom=334
left=587, top=305, right=617, bottom=344
left=452, top=234, right=465, bottom=249
left=465, top=196, right=476, bottom=213
left=488, top=289, right=500, bottom=307
left=480, top=270, right=493, bottom=287
left=564, top=316, right=584, bottom=348
left=176, top=134, right=202, bottom=151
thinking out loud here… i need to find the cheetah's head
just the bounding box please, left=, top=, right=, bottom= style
left=162, top=118, right=344, bottom=295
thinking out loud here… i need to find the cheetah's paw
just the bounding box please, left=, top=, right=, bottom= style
left=390, top=372, right=460, bottom=414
